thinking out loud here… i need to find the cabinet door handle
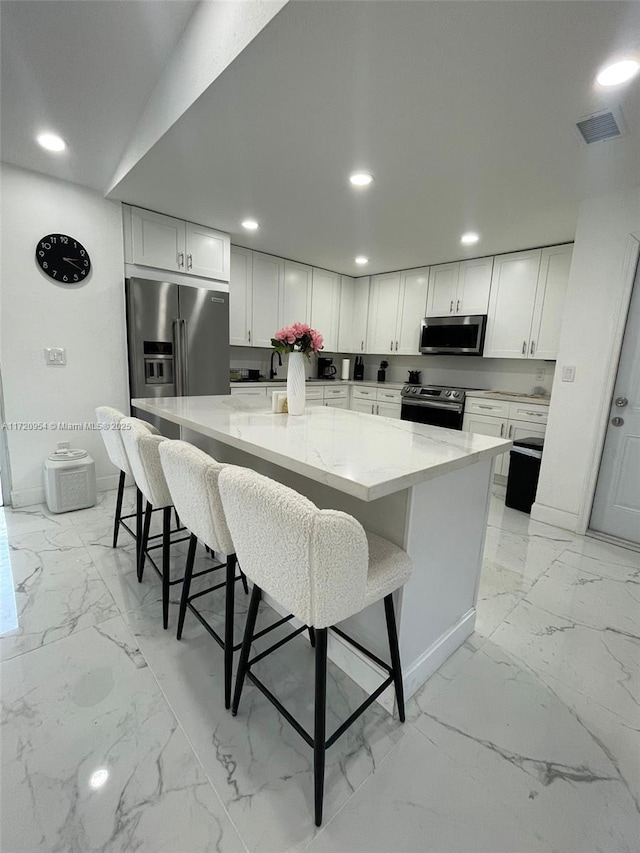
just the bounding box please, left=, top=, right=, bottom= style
left=178, top=252, right=184, bottom=268
left=500, top=423, right=504, bottom=437
left=522, top=340, right=527, bottom=355
left=478, top=404, right=495, bottom=410
left=390, top=340, right=393, bottom=351
left=523, top=411, right=544, bottom=417
left=530, top=340, right=535, bottom=356
left=395, top=340, right=398, bottom=351
left=508, top=424, right=513, bottom=438
left=361, top=341, right=364, bottom=351
left=248, top=330, right=251, bottom=343
left=450, top=300, right=454, bottom=313
left=456, top=299, right=460, bottom=312
left=187, top=253, right=193, bottom=270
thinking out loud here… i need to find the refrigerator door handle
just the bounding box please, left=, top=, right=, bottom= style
left=173, top=319, right=189, bottom=396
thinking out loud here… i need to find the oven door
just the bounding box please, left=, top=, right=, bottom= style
left=400, top=399, right=464, bottom=430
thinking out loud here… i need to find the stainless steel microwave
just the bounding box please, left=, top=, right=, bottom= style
left=419, top=315, right=487, bottom=356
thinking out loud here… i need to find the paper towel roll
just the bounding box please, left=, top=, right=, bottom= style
left=341, top=358, right=351, bottom=380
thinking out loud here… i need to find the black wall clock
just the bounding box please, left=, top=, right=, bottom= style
left=35, top=234, right=91, bottom=283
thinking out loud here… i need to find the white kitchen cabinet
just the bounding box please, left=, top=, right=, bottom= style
left=338, top=276, right=370, bottom=353
left=230, top=386, right=267, bottom=397
left=251, top=252, right=284, bottom=349
left=229, top=246, right=253, bottom=346
left=375, top=400, right=401, bottom=419
left=127, top=206, right=230, bottom=281
left=367, top=270, right=427, bottom=355
left=426, top=258, right=493, bottom=317
left=462, top=412, right=509, bottom=475
left=130, top=207, right=185, bottom=273
left=328, top=398, right=350, bottom=410
left=351, top=397, right=375, bottom=415
left=529, top=245, right=573, bottom=360
left=185, top=221, right=231, bottom=281
left=484, top=246, right=571, bottom=360
left=311, top=269, right=340, bottom=352
left=351, top=385, right=401, bottom=419
left=323, top=385, right=349, bottom=408
left=282, top=260, right=312, bottom=328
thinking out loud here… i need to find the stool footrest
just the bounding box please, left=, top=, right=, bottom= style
left=331, top=626, right=393, bottom=674
left=186, top=599, right=244, bottom=653
left=248, top=624, right=307, bottom=667
left=248, top=671, right=314, bottom=747
left=325, top=675, right=394, bottom=748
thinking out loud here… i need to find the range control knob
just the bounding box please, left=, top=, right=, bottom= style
left=412, top=387, right=419, bottom=394
left=445, top=390, right=452, bottom=397
left=452, top=390, right=461, bottom=398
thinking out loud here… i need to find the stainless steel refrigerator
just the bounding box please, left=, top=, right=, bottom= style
left=126, top=277, right=229, bottom=437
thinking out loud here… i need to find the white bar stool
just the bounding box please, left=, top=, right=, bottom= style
left=95, top=406, right=157, bottom=556
left=218, top=466, right=412, bottom=827
left=120, top=417, right=190, bottom=628
left=159, top=440, right=249, bottom=708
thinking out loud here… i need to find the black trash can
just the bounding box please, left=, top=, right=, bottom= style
left=505, top=436, right=544, bottom=513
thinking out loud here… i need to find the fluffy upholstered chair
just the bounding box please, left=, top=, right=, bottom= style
left=159, top=440, right=248, bottom=709
left=95, top=406, right=158, bottom=552
left=218, top=465, right=412, bottom=827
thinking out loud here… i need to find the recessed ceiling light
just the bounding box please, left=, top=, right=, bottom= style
left=596, top=59, right=640, bottom=87
left=460, top=232, right=479, bottom=245
left=355, top=256, right=369, bottom=265
left=36, top=132, right=66, bottom=152
left=349, top=172, right=373, bottom=187
left=241, top=219, right=259, bottom=231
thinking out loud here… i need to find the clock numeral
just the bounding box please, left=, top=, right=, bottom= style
left=60, top=236, right=68, bottom=244
left=52, top=270, right=58, bottom=277
left=73, top=242, right=77, bottom=248
left=39, top=250, right=44, bottom=257
left=62, top=275, right=68, bottom=282
left=51, top=236, right=57, bottom=244
left=42, top=242, right=51, bottom=250
left=43, top=262, right=48, bottom=269
left=83, top=260, right=88, bottom=266
left=73, top=274, right=79, bottom=281
left=79, top=249, right=85, bottom=257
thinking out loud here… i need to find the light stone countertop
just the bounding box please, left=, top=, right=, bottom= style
left=465, top=390, right=551, bottom=405
left=132, top=395, right=511, bottom=502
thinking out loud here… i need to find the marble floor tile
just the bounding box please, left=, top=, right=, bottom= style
left=120, top=593, right=406, bottom=853
left=0, top=616, right=246, bottom=853
left=0, top=525, right=119, bottom=661
left=310, top=647, right=640, bottom=853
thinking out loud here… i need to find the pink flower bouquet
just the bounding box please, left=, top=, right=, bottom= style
left=271, top=322, right=324, bottom=356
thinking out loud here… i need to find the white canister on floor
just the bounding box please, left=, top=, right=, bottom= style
left=44, top=445, right=97, bottom=513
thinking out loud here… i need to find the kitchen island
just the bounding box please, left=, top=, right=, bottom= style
left=132, top=395, right=511, bottom=709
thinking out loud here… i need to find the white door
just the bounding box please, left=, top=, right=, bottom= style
left=484, top=249, right=541, bottom=358
left=229, top=247, right=252, bottom=346
left=503, top=420, right=547, bottom=480
left=590, top=260, right=640, bottom=544
left=251, top=252, right=284, bottom=348
left=185, top=222, right=230, bottom=281
left=462, top=412, right=508, bottom=475
left=311, top=269, right=340, bottom=352
left=529, top=244, right=572, bottom=360
left=282, top=260, right=312, bottom=327
left=367, top=273, right=401, bottom=354
left=397, top=269, right=429, bottom=354
left=426, top=263, right=458, bottom=316
left=457, top=257, right=493, bottom=315
left=131, top=207, right=185, bottom=272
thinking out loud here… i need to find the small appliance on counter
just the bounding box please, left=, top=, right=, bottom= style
left=408, top=370, right=421, bottom=385
left=317, top=357, right=337, bottom=379
left=377, top=360, right=389, bottom=382
left=353, top=357, right=364, bottom=381
left=341, top=358, right=350, bottom=380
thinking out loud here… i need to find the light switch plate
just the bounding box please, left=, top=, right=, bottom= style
left=44, top=347, right=66, bottom=366
left=561, top=365, right=575, bottom=382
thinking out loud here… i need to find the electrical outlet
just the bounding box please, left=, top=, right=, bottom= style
left=535, top=366, right=546, bottom=381
left=44, top=347, right=66, bottom=366
left=561, top=365, right=576, bottom=382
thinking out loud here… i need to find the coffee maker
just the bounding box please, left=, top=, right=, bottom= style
left=317, top=357, right=337, bottom=379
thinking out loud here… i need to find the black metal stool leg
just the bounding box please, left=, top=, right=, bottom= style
left=138, top=501, right=152, bottom=582
left=384, top=594, right=405, bottom=722
left=232, top=584, right=262, bottom=716
left=314, top=628, right=328, bottom=827
left=174, top=508, right=180, bottom=530
left=135, top=487, right=143, bottom=567
left=239, top=568, right=249, bottom=596
left=177, top=534, right=198, bottom=640
left=113, top=470, right=125, bottom=548
left=224, top=554, right=237, bottom=709
left=308, top=627, right=316, bottom=648
left=162, top=506, right=172, bottom=629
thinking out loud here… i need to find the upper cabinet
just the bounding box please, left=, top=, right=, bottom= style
left=426, top=257, right=493, bottom=317
left=367, top=269, right=427, bottom=354
left=282, top=260, right=312, bottom=327
left=311, top=268, right=341, bottom=352
left=484, top=245, right=572, bottom=359
left=229, top=246, right=253, bottom=346
left=125, top=205, right=230, bottom=282
left=338, top=276, right=370, bottom=353
left=251, top=252, right=284, bottom=349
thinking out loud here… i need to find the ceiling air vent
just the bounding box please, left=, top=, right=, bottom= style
left=576, top=106, right=626, bottom=144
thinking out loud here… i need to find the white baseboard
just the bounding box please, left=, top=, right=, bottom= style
left=530, top=501, right=581, bottom=533
left=10, top=473, right=122, bottom=508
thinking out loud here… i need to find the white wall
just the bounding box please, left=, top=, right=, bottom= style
left=533, top=187, right=640, bottom=533
left=0, top=164, right=129, bottom=506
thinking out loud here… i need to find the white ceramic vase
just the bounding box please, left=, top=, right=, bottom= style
left=286, top=351, right=306, bottom=415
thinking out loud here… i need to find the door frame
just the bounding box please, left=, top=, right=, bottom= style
left=582, top=232, right=640, bottom=535
left=0, top=366, right=13, bottom=506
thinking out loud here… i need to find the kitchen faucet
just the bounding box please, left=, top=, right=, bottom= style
left=269, top=351, right=282, bottom=379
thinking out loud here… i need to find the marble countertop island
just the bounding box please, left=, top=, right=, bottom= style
left=131, top=395, right=511, bottom=502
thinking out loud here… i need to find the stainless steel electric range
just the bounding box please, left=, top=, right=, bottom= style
left=400, top=384, right=481, bottom=430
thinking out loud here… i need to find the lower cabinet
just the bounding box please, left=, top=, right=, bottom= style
left=463, top=397, right=548, bottom=478
left=351, top=386, right=402, bottom=419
